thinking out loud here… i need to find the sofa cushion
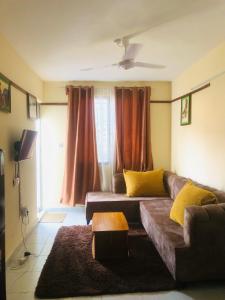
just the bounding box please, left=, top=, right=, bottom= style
left=140, top=200, right=185, bottom=277
left=123, top=169, right=166, bottom=197
left=85, top=192, right=171, bottom=224
left=113, top=171, right=171, bottom=195
left=170, top=182, right=217, bottom=226
left=140, top=200, right=185, bottom=248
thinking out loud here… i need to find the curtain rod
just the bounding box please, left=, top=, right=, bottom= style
left=114, top=86, right=149, bottom=89
left=40, top=100, right=172, bottom=105
left=0, top=72, right=37, bottom=99
left=40, top=102, right=67, bottom=105
left=65, top=85, right=150, bottom=89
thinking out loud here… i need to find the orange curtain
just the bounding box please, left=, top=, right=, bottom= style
left=115, top=86, right=153, bottom=173
left=61, top=86, right=100, bottom=205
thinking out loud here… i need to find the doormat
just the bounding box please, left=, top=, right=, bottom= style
left=40, top=212, right=66, bottom=223
left=35, top=225, right=176, bottom=298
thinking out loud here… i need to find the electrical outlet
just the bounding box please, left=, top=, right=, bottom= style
left=20, top=206, right=29, bottom=217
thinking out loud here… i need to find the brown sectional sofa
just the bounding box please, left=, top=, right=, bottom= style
left=85, top=171, right=225, bottom=282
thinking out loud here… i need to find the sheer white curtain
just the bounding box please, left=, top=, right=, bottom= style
left=94, top=88, right=115, bottom=191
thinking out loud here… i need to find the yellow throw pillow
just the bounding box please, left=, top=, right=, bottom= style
left=170, top=181, right=217, bottom=226
left=123, top=169, right=166, bottom=197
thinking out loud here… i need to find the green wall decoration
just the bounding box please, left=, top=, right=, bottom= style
left=180, top=94, right=191, bottom=126
left=0, top=74, right=11, bottom=113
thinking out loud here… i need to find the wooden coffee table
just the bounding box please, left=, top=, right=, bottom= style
left=92, top=212, right=129, bottom=260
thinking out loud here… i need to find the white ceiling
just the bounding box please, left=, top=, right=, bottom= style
left=0, top=0, right=225, bottom=81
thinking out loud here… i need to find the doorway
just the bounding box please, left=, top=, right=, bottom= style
left=40, top=105, right=67, bottom=209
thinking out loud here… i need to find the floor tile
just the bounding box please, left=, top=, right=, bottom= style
left=7, top=292, right=67, bottom=300
left=8, top=271, right=41, bottom=293
left=140, top=285, right=225, bottom=300
left=8, top=258, right=33, bottom=274
left=141, top=291, right=191, bottom=300
left=26, top=232, right=49, bottom=245
left=31, top=255, right=48, bottom=272
left=6, top=269, right=26, bottom=292
left=40, top=241, right=54, bottom=255
left=102, top=294, right=142, bottom=300
left=14, top=242, right=45, bottom=258
left=7, top=292, right=36, bottom=300
left=70, top=297, right=102, bottom=300
left=182, top=283, right=225, bottom=300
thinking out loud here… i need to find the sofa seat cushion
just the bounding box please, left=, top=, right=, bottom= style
left=140, top=200, right=185, bottom=248
left=140, top=200, right=186, bottom=278
left=85, top=192, right=171, bottom=223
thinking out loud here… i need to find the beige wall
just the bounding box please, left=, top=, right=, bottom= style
left=43, top=81, right=171, bottom=171
left=172, top=42, right=225, bottom=190
left=0, top=34, right=43, bottom=259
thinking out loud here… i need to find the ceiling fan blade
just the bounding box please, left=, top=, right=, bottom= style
left=80, top=67, right=94, bottom=71
left=134, top=62, right=165, bottom=69
left=114, top=27, right=150, bottom=45
left=115, top=16, right=182, bottom=43
left=80, top=63, right=118, bottom=71
left=123, top=43, right=142, bottom=60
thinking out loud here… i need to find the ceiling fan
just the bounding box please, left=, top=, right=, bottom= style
left=80, top=34, right=165, bottom=71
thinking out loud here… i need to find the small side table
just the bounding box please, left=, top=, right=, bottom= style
left=92, top=212, right=129, bottom=260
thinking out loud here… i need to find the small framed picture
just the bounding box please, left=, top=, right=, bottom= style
left=180, top=94, right=191, bottom=126
left=0, top=74, right=11, bottom=113
left=27, top=94, right=38, bottom=119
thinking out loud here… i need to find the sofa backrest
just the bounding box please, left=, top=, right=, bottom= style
left=165, top=171, right=225, bottom=203
left=184, top=203, right=225, bottom=247
left=112, top=171, right=225, bottom=203
left=164, top=171, right=187, bottom=200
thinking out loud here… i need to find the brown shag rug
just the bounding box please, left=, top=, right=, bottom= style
left=35, top=225, right=176, bottom=298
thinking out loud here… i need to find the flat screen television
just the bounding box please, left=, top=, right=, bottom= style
left=14, top=130, right=37, bottom=162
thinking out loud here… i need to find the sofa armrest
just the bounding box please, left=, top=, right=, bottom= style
left=112, top=173, right=126, bottom=194
left=183, top=203, right=225, bottom=247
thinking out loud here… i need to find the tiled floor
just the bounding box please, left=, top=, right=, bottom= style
left=6, top=207, right=225, bottom=300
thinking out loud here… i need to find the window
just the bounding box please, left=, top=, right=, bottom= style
left=94, top=88, right=115, bottom=191
left=94, top=88, right=115, bottom=164
left=94, top=97, right=110, bottom=163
